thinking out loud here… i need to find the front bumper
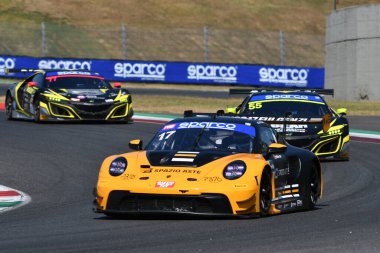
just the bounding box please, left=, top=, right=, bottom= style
left=286, top=133, right=349, bottom=160
left=40, top=101, right=133, bottom=121
left=95, top=191, right=233, bottom=216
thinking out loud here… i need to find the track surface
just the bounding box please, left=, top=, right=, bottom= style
left=0, top=113, right=379, bottom=253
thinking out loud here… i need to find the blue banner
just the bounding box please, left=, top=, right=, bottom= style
left=0, top=55, right=324, bottom=88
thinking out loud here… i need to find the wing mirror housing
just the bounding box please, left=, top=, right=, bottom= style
left=28, top=82, right=37, bottom=87
left=336, top=108, right=347, bottom=116
left=267, top=143, right=287, bottom=155
left=129, top=139, right=143, bottom=150
left=113, top=82, right=122, bottom=88
left=225, top=107, right=237, bottom=114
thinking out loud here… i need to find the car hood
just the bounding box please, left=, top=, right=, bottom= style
left=47, top=88, right=126, bottom=103
left=145, top=150, right=234, bottom=167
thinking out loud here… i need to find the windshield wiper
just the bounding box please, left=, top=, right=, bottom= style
left=191, top=125, right=207, bottom=151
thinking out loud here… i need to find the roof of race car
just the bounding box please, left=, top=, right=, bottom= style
left=248, top=90, right=326, bottom=103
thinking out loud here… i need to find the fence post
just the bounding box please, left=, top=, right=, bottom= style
left=121, top=24, right=128, bottom=59
left=203, top=26, right=209, bottom=62
left=41, top=22, right=47, bottom=56
left=279, top=30, right=285, bottom=66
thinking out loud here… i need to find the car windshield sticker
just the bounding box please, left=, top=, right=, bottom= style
left=249, top=94, right=324, bottom=103
left=46, top=71, right=99, bottom=77
left=159, top=122, right=256, bottom=136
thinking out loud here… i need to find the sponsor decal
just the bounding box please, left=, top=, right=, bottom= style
left=55, top=71, right=93, bottom=76
left=153, top=168, right=201, bottom=174
left=249, top=94, right=323, bottom=103
left=259, top=67, right=309, bottom=87
left=274, top=167, right=290, bottom=178
left=0, top=57, right=16, bottom=73
left=203, top=176, right=223, bottom=183
left=234, top=184, right=247, bottom=188
left=187, top=64, right=238, bottom=83
left=38, top=60, right=92, bottom=70
left=178, top=122, right=237, bottom=130
left=162, top=124, right=177, bottom=131
left=114, top=62, right=166, bottom=81
left=271, top=124, right=308, bottom=133
left=121, top=174, right=136, bottom=180
left=155, top=181, right=175, bottom=188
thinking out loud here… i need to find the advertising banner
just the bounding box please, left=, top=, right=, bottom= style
left=0, top=55, right=324, bottom=88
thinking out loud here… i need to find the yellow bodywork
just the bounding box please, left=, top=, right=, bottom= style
left=96, top=151, right=273, bottom=216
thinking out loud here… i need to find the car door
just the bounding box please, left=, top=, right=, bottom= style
left=258, top=126, right=289, bottom=190
left=16, top=74, right=35, bottom=112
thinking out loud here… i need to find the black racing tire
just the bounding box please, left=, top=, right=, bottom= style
left=34, top=101, right=41, bottom=123
left=5, top=94, right=13, bottom=120
left=303, top=163, right=320, bottom=210
left=259, top=168, right=272, bottom=216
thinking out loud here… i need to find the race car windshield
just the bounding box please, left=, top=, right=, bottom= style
left=242, top=100, right=330, bottom=118
left=146, top=123, right=256, bottom=153
left=45, top=77, right=111, bottom=89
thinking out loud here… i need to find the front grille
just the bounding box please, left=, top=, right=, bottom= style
left=319, top=137, right=340, bottom=153
left=107, top=191, right=233, bottom=214
left=72, top=103, right=113, bottom=119
left=286, top=136, right=317, bottom=148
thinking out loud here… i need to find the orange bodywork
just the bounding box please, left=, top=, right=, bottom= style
left=96, top=151, right=272, bottom=216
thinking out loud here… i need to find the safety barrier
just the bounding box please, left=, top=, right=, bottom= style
left=0, top=55, right=324, bottom=88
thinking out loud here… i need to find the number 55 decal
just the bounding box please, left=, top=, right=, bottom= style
left=248, top=102, right=262, bottom=110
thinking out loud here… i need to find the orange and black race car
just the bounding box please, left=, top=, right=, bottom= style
left=94, top=114, right=322, bottom=217
left=5, top=69, right=133, bottom=122
left=226, top=88, right=349, bottom=160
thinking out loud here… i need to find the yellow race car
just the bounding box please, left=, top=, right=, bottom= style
left=94, top=114, right=323, bottom=217
left=5, top=69, right=133, bottom=122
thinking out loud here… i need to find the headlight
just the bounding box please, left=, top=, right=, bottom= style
left=223, top=161, right=246, bottom=180
left=109, top=157, right=127, bottom=176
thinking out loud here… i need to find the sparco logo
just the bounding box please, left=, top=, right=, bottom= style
left=0, top=57, right=16, bottom=72
left=38, top=60, right=92, bottom=70
left=259, top=67, right=308, bottom=86
left=114, top=63, right=166, bottom=80
left=187, top=65, right=237, bottom=83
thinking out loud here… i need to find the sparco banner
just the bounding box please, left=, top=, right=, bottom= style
left=0, top=55, right=324, bottom=88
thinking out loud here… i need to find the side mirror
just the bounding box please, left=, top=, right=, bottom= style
left=336, top=108, right=347, bottom=116
left=113, top=82, right=122, bottom=88
left=28, top=82, right=37, bottom=87
left=225, top=107, right=237, bottom=114
left=267, top=143, right=287, bottom=155
left=129, top=139, right=143, bottom=150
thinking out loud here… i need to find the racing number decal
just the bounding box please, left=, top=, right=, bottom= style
left=158, top=131, right=176, bottom=140
left=248, top=102, right=262, bottom=110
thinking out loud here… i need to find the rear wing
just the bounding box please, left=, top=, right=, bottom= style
left=183, top=110, right=225, bottom=118
left=5, top=68, right=42, bottom=74
left=229, top=87, right=334, bottom=96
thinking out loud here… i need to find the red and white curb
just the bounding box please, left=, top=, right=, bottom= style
left=132, top=114, right=173, bottom=124
left=350, top=131, right=380, bottom=144
left=0, top=185, right=31, bottom=214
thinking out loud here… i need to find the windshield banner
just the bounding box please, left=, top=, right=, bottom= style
left=0, top=55, right=324, bottom=88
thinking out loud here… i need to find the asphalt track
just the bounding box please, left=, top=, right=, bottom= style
left=0, top=111, right=379, bottom=253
